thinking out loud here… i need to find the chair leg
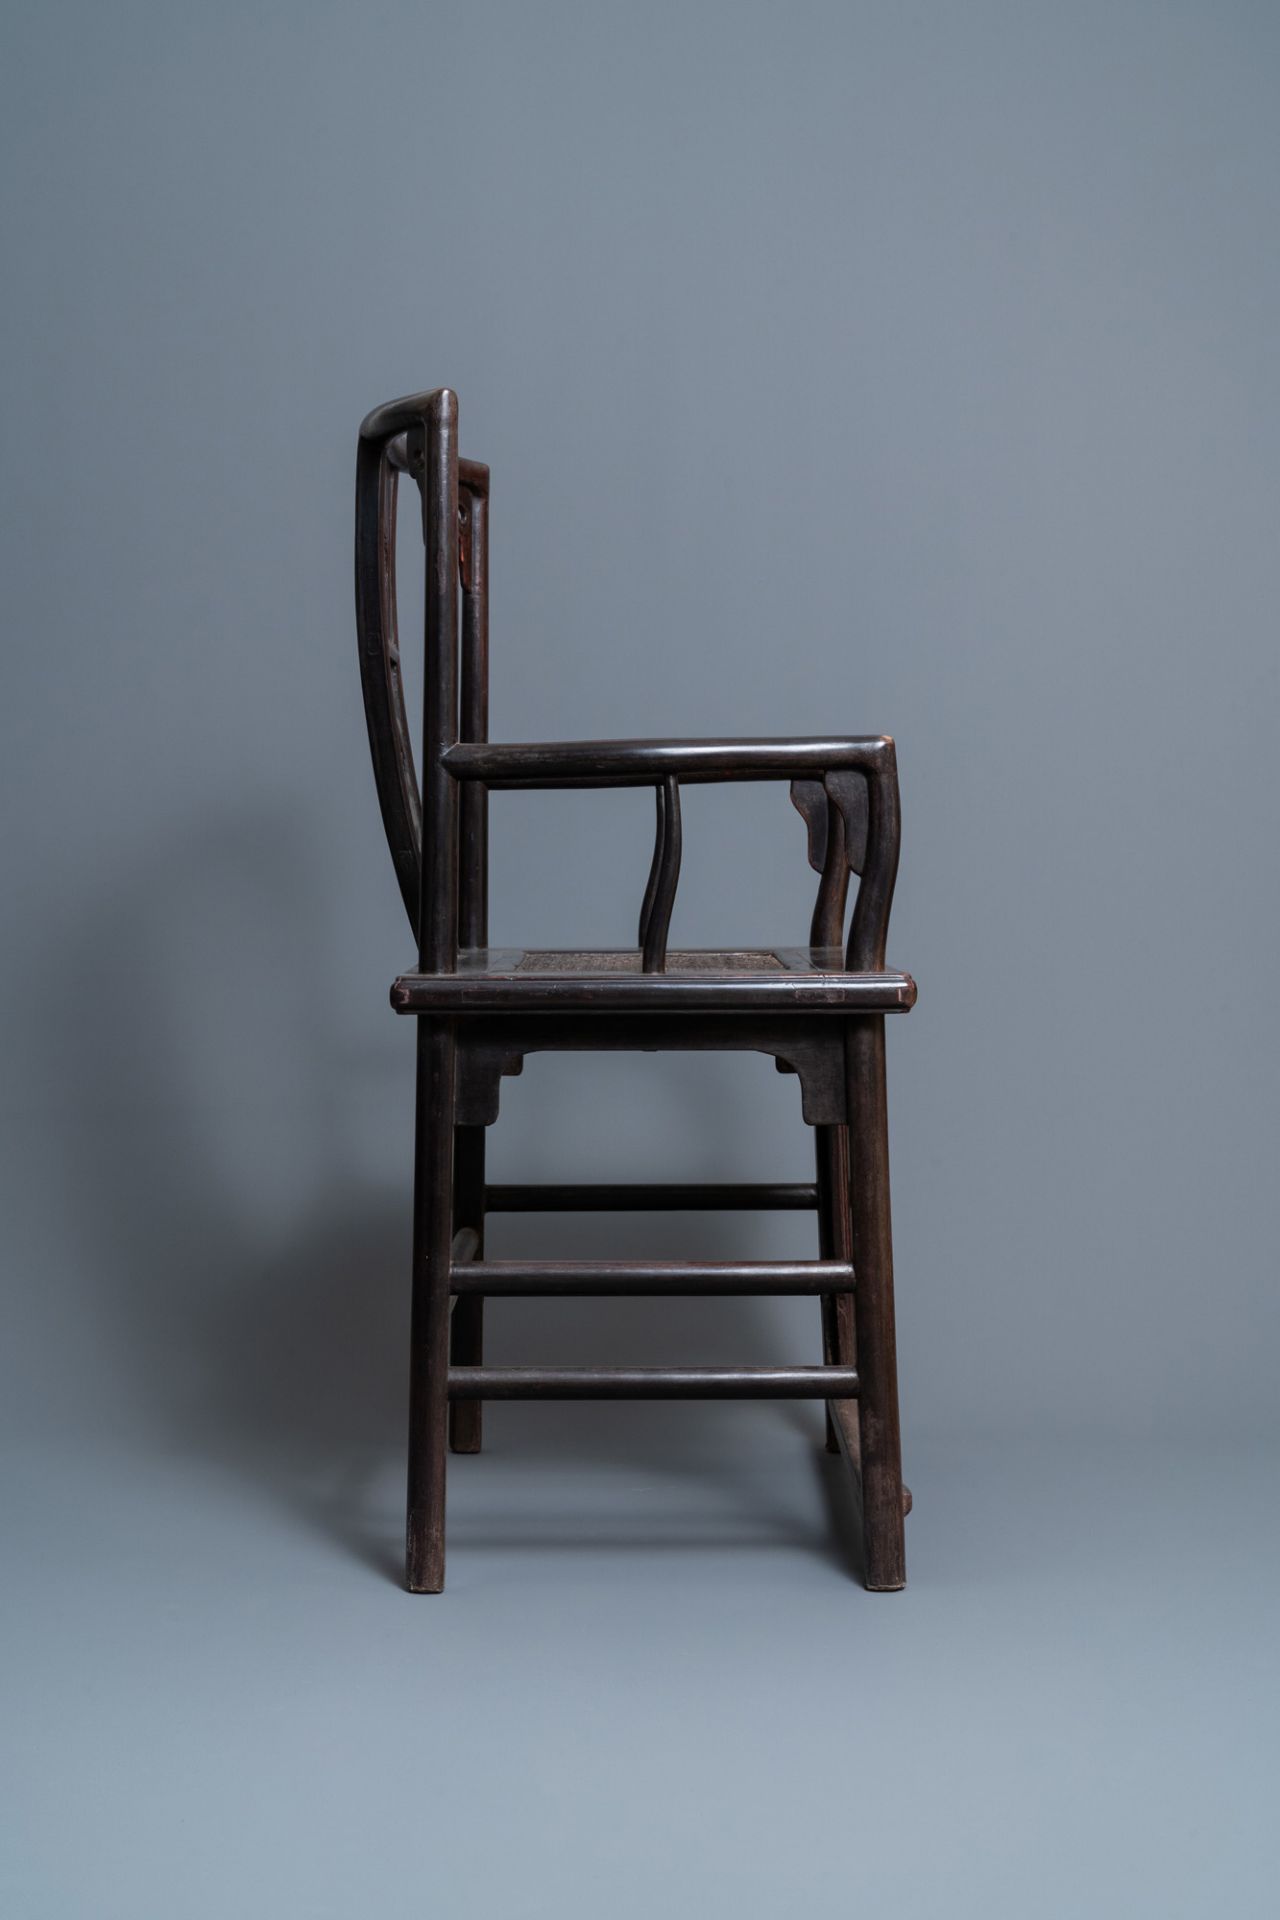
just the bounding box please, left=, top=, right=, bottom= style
left=449, top=1125, right=486, bottom=1454
left=814, top=1124, right=855, bottom=1454
left=845, top=1016, right=907, bottom=1591
left=406, top=1021, right=457, bottom=1593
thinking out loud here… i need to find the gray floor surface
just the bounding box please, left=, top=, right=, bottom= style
left=4, top=1412, right=1275, bottom=1918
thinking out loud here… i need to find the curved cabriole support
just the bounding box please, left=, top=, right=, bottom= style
left=640, top=776, right=682, bottom=972
left=812, top=801, right=849, bottom=948
left=823, top=770, right=869, bottom=876
left=846, top=741, right=901, bottom=972
left=791, top=777, right=854, bottom=949
left=791, top=772, right=870, bottom=950
left=790, top=778, right=828, bottom=875
left=791, top=753, right=894, bottom=966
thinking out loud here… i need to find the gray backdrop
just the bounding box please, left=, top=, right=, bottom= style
left=3, top=5, right=1277, bottom=1917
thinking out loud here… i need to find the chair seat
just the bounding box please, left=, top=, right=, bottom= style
left=391, top=947, right=917, bottom=1015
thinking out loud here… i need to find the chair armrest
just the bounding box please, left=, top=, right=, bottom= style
left=442, top=734, right=902, bottom=973
left=441, top=735, right=895, bottom=788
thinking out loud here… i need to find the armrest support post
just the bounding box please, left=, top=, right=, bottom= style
left=640, top=778, right=682, bottom=972
left=846, top=744, right=901, bottom=972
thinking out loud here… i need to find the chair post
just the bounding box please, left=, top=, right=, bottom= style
left=640, top=777, right=681, bottom=972
left=845, top=1014, right=906, bottom=1589
left=415, top=390, right=460, bottom=975
left=450, top=457, right=490, bottom=1452
left=458, top=482, right=489, bottom=950
left=405, top=389, right=461, bottom=1592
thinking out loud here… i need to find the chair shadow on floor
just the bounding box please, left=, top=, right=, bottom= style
left=45, top=805, right=860, bottom=1585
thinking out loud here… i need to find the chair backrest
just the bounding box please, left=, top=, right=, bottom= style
left=355, top=389, right=489, bottom=972
left=357, top=390, right=898, bottom=973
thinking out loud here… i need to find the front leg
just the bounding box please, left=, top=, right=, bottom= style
left=845, top=1015, right=907, bottom=1590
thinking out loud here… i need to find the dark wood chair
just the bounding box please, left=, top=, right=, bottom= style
left=356, top=388, right=917, bottom=1593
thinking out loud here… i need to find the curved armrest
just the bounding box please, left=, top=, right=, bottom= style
left=441, top=735, right=895, bottom=787
left=443, top=734, right=902, bottom=972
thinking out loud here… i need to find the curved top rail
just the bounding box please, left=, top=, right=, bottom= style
left=359, top=388, right=452, bottom=445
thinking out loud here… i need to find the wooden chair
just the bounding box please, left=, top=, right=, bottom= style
left=356, top=388, right=917, bottom=1592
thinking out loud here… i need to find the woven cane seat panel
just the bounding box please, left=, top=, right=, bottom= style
left=514, top=949, right=786, bottom=974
